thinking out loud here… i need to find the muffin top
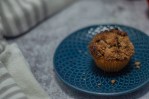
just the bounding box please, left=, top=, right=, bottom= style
left=89, top=28, right=134, bottom=61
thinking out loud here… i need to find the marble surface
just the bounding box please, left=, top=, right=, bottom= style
left=8, top=0, right=149, bottom=99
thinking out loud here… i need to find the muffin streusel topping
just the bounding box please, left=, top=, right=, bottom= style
left=89, top=28, right=134, bottom=60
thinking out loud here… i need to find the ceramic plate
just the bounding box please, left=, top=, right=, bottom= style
left=54, top=24, right=149, bottom=96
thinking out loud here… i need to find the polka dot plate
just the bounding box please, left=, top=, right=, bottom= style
left=53, top=24, right=149, bottom=96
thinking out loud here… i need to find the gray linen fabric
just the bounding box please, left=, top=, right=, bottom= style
left=0, top=0, right=74, bottom=37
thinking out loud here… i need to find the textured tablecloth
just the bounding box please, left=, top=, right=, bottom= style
left=8, top=0, right=149, bottom=99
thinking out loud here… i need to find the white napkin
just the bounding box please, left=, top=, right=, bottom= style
left=0, top=0, right=75, bottom=98
left=0, top=0, right=74, bottom=37
left=0, top=42, right=50, bottom=99
left=0, top=62, right=27, bottom=99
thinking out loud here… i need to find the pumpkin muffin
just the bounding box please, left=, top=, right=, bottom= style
left=89, top=28, right=134, bottom=72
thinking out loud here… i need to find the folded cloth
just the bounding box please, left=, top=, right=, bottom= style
left=0, top=62, right=27, bottom=99
left=0, top=42, right=50, bottom=99
left=0, top=0, right=75, bottom=98
left=0, top=0, right=74, bottom=37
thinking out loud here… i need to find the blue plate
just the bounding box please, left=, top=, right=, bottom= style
left=54, top=24, right=149, bottom=96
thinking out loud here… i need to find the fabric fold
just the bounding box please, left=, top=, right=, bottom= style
left=0, top=43, right=50, bottom=99
left=0, top=62, right=27, bottom=99
left=0, top=0, right=74, bottom=37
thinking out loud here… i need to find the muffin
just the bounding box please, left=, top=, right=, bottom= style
left=89, top=28, right=134, bottom=72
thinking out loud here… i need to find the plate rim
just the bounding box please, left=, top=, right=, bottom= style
left=53, top=24, right=149, bottom=96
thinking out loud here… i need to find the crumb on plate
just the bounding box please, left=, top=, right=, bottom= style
left=134, top=61, right=141, bottom=69
left=135, top=61, right=141, bottom=66
left=111, top=79, right=116, bottom=84
left=97, top=83, right=101, bottom=86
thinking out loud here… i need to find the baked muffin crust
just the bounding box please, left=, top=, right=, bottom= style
left=89, top=28, right=134, bottom=61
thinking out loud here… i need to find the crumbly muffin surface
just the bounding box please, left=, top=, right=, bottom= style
left=89, top=29, right=134, bottom=60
